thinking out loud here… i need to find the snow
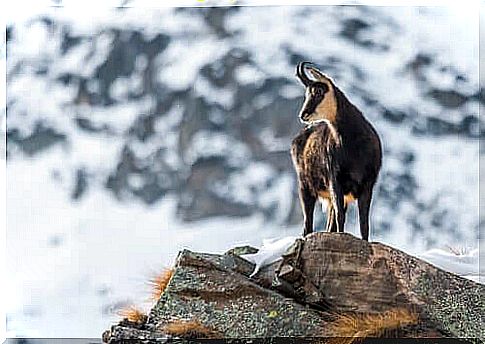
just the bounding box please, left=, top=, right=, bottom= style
left=259, top=172, right=294, bottom=223
left=3, top=2, right=482, bottom=339
left=156, top=37, right=230, bottom=91
left=185, top=130, right=250, bottom=166
left=279, top=84, right=301, bottom=99
left=194, top=76, right=235, bottom=109
left=243, top=235, right=483, bottom=283
left=242, top=235, right=300, bottom=277
left=222, top=162, right=275, bottom=203
left=6, top=153, right=301, bottom=337
left=235, top=64, right=266, bottom=86
left=419, top=247, right=481, bottom=282
left=371, top=121, right=479, bottom=252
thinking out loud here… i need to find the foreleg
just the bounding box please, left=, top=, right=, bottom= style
left=299, top=185, right=316, bottom=236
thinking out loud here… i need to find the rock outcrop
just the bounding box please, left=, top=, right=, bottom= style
left=103, top=233, right=484, bottom=343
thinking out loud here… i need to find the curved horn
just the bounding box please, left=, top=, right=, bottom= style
left=296, top=61, right=312, bottom=86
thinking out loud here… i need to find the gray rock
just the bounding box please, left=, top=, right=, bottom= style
left=103, top=233, right=484, bottom=342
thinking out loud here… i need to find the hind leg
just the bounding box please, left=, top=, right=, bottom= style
left=325, top=203, right=336, bottom=232
left=358, top=185, right=373, bottom=241
left=326, top=203, right=348, bottom=233
left=330, top=183, right=346, bottom=233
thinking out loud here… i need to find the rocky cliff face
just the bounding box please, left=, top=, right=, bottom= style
left=103, top=233, right=485, bottom=342
left=6, top=6, right=481, bottom=246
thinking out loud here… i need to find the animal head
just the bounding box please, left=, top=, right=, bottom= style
left=295, top=62, right=337, bottom=124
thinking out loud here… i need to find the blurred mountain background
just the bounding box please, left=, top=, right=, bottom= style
left=4, top=4, right=481, bottom=337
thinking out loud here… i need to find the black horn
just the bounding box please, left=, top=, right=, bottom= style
left=296, top=61, right=312, bottom=86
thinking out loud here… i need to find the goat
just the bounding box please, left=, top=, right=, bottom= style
left=291, top=62, right=382, bottom=240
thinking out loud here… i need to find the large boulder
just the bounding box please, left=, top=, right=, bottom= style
left=103, top=233, right=484, bottom=342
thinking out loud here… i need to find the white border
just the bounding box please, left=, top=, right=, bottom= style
left=0, top=0, right=480, bottom=341
left=1, top=7, right=6, bottom=342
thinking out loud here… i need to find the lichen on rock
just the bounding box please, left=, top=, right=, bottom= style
left=104, top=233, right=484, bottom=343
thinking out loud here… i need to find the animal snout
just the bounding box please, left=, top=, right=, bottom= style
left=299, top=111, right=310, bottom=122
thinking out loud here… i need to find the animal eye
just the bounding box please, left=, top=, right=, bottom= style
left=312, top=83, right=327, bottom=96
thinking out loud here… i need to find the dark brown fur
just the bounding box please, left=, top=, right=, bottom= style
left=292, top=63, right=382, bottom=240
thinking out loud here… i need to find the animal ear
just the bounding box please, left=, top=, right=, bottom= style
left=308, top=67, right=331, bottom=83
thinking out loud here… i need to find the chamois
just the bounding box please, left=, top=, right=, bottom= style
left=291, top=62, right=382, bottom=240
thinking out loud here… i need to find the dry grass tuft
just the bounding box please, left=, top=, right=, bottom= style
left=147, top=268, right=174, bottom=301
left=162, top=320, right=223, bottom=339
left=326, top=308, right=418, bottom=344
left=117, top=305, right=147, bottom=324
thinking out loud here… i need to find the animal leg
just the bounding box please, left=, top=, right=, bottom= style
left=358, top=185, right=373, bottom=241
left=299, top=186, right=316, bottom=236
left=330, top=183, right=345, bottom=233
left=325, top=203, right=336, bottom=232
left=341, top=203, right=348, bottom=232
left=326, top=203, right=348, bottom=232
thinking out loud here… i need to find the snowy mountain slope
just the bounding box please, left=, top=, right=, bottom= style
left=4, top=5, right=480, bottom=337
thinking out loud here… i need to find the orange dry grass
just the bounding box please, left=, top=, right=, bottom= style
left=117, top=305, right=147, bottom=324
left=147, top=268, right=174, bottom=301
left=162, top=320, right=222, bottom=339
left=326, top=308, right=418, bottom=344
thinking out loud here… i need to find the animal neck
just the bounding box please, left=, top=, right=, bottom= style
left=315, top=84, right=338, bottom=123
left=332, top=85, right=362, bottom=126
